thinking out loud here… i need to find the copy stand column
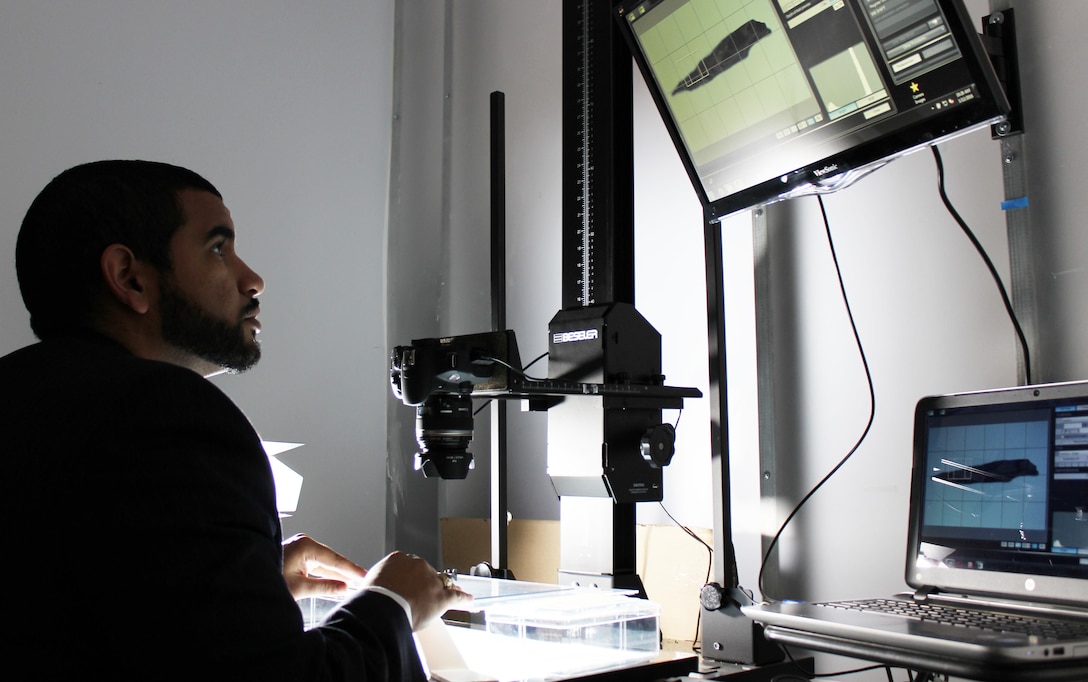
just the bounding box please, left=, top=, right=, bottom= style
left=546, top=303, right=669, bottom=594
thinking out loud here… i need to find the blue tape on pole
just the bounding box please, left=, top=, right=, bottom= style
left=1001, top=196, right=1029, bottom=211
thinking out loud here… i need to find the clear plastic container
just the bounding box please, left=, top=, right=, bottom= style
left=482, top=590, right=660, bottom=653
left=297, top=575, right=660, bottom=656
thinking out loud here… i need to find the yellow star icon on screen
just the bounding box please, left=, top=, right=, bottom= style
left=910, top=82, right=920, bottom=93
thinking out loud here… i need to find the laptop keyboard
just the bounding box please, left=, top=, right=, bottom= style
left=817, top=598, right=1088, bottom=641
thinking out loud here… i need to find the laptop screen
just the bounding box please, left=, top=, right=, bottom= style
left=908, top=382, right=1088, bottom=604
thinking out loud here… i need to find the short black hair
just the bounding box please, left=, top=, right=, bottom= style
left=15, top=160, right=222, bottom=340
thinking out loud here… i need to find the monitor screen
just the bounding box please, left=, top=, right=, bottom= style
left=614, top=0, right=1010, bottom=221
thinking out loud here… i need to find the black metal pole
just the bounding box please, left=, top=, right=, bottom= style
left=700, top=210, right=789, bottom=669
left=489, top=90, right=509, bottom=572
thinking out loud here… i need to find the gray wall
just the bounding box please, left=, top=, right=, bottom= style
left=0, top=1, right=396, bottom=565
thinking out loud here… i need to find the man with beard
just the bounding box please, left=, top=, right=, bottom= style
left=1, top=160, right=470, bottom=680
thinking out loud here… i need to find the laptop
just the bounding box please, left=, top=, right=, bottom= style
left=743, top=381, right=1088, bottom=681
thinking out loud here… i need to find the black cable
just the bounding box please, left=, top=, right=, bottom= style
left=658, top=501, right=712, bottom=651
left=480, top=354, right=550, bottom=382
left=931, top=146, right=1032, bottom=385
left=659, top=501, right=713, bottom=555
left=779, top=644, right=894, bottom=679
left=782, top=643, right=934, bottom=681
left=757, top=196, right=877, bottom=602
left=520, top=350, right=549, bottom=373
left=471, top=351, right=549, bottom=416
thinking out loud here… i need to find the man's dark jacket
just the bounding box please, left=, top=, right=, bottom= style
left=1, top=334, right=425, bottom=681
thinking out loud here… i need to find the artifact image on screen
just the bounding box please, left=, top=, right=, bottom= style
left=923, top=407, right=1050, bottom=535
left=670, top=18, right=774, bottom=94
left=615, top=0, right=1009, bottom=219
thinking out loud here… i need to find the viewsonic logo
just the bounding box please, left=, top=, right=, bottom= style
left=812, top=163, right=840, bottom=178
left=552, top=328, right=599, bottom=344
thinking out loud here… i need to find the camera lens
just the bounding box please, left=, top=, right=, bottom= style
left=414, top=394, right=474, bottom=479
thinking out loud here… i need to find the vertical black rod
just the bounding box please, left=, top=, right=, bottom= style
left=555, top=0, right=637, bottom=586
left=489, top=91, right=509, bottom=571
left=700, top=210, right=786, bottom=666
left=703, top=211, right=738, bottom=591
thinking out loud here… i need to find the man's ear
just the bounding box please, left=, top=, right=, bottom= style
left=100, top=244, right=156, bottom=315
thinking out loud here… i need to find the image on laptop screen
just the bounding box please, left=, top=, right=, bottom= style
left=912, top=393, right=1088, bottom=599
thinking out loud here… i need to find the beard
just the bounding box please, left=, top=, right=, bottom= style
left=159, top=282, right=261, bottom=374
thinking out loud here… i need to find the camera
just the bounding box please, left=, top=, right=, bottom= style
left=390, top=333, right=516, bottom=479
left=390, top=332, right=515, bottom=407
left=389, top=316, right=700, bottom=486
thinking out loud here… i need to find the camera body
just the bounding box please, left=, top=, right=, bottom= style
left=390, top=331, right=519, bottom=407
left=390, top=331, right=521, bottom=479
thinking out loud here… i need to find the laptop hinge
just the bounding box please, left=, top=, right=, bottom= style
left=913, top=587, right=938, bottom=602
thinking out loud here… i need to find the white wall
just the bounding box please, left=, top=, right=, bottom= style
left=383, top=0, right=565, bottom=563
left=756, top=130, right=1015, bottom=599
left=385, top=0, right=448, bottom=564
left=1001, top=0, right=1088, bottom=382
left=753, top=0, right=1088, bottom=609
left=0, top=1, right=396, bottom=565
left=445, top=0, right=565, bottom=524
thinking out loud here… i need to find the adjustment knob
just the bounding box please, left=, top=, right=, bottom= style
left=700, top=582, right=726, bottom=611
left=640, top=423, right=676, bottom=468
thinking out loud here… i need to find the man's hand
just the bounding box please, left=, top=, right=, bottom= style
left=363, top=551, right=474, bottom=630
left=282, top=533, right=368, bottom=600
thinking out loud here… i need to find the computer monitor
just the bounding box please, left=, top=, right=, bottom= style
left=614, top=0, right=1010, bottom=221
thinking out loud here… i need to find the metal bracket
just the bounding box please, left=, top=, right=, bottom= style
left=982, top=9, right=1023, bottom=138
